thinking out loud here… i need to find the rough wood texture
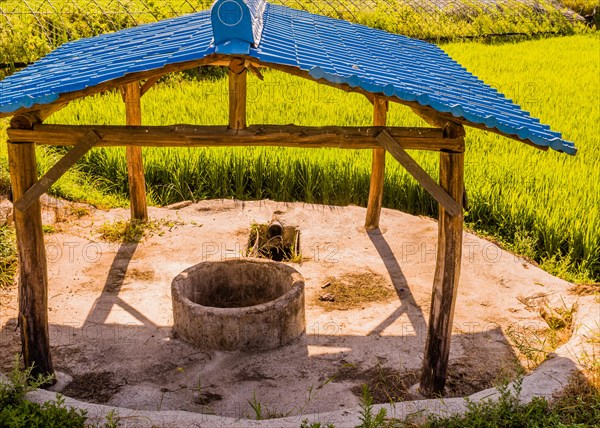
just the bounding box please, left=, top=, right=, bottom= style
left=229, top=59, right=247, bottom=131
left=13, top=131, right=100, bottom=213
left=123, top=83, right=148, bottom=222
left=365, top=98, right=388, bottom=230
left=140, top=76, right=161, bottom=97
left=420, top=151, right=464, bottom=397
left=7, top=121, right=54, bottom=379
left=8, top=124, right=466, bottom=152
left=376, top=130, right=462, bottom=216
left=412, top=106, right=458, bottom=130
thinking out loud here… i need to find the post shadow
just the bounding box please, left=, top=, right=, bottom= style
left=84, top=242, right=157, bottom=329
left=366, top=229, right=427, bottom=337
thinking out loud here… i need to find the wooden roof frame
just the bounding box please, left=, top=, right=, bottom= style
left=7, top=53, right=467, bottom=398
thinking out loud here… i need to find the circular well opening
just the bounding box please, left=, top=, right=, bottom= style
left=172, top=259, right=306, bottom=351
left=183, top=261, right=292, bottom=308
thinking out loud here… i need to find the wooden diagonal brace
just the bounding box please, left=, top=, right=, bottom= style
left=13, top=130, right=100, bottom=213
left=140, top=76, right=161, bottom=97
left=376, top=130, right=462, bottom=217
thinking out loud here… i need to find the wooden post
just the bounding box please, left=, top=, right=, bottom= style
left=365, top=98, right=388, bottom=230
left=420, top=150, right=464, bottom=396
left=228, top=59, right=247, bottom=130
left=7, top=115, right=54, bottom=380
left=123, top=83, right=148, bottom=222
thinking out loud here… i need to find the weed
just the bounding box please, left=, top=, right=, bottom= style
left=69, top=206, right=90, bottom=219
left=96, top=219, right=148, bottom=243
left=569, top=282, right=600, bottom=296
left=551, top=370, right=600, bottom=425
left=248, top=392, right=263, bottom=420
left=300, top=420, right=335, bottom=428
left=103, top=410, right=120, bottom=428
left=356, top=385, right=387, bottom=428
left=539, top=299, right=577, bottom=332
left=245, top=376, right=336, bottom=421
left=42, top=225, right=56, bottom=234
left=96, top=218, right=181, bottom=243
left=0, top=357, right=91, bottom=427
left=507, top=300, right=576, bottom=370
left=421, top=369, right=600, bottom=427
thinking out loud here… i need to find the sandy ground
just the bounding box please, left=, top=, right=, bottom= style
left=0, top=198, right=583, bottom=418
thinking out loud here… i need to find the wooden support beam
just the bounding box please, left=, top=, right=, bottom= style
left=365, top=98, right=388, bottom=230
left=376, top=130, right=462, bottom=216
left=122, top=83, right=148, bottom=222
left=7, top=115, right=54, bottom=381
left=140, top=75, right=161, bottom=97
left=8, top=124, right=466, bottom=152
left=420, top=151, right=464, bottom=396
left=245, top=61, right=264, bottom=81
left=411, top=106, right=454, bottom=129
left=13, top=131, right=100, bottom=213
left=9, top=104, right=69, bottom=128
left=228, top=58, right=247, bottom=130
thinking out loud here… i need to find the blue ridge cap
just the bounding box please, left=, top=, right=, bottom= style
left=210, top=0, right=266, bottom=54
left=0, top=0, right=575, bottom=155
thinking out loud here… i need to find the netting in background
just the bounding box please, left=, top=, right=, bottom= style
left=0, top=0, right=593, bottom=67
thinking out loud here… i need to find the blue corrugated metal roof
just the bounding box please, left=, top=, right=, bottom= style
left=0, top=0, right=575, bottom=155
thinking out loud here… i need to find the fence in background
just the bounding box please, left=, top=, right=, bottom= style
left=0, top=0, right=589, bottom=68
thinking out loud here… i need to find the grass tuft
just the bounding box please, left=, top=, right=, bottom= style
left=357, top=385, right=387, bottom=428
left=507, top=300, right=576, bottom=370
left=0, top=226, right=17, bottom=290
left=96, top=218, right=177, bottom=243
left=0, top=357, right=90, bottom=427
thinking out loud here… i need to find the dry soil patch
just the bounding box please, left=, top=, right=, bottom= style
left=0, top=199, right=583, bottom=418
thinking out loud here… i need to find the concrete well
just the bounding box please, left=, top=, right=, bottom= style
left=171, top=259, right=305, bottom=351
